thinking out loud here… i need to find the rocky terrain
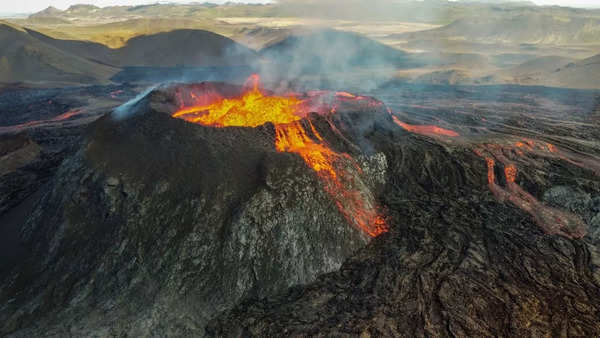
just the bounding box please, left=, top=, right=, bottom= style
left=205, top=81, right=600, bottom=337
left=0, top=82, right=388, bottom=336
left=0, top=77, right=599, bottom=336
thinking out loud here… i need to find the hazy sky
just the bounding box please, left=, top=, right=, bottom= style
left=1, top=0, right=598, bottom=14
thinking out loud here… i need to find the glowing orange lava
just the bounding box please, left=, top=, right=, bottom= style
left=0, top=108, right=83, bottom=133
left=391, top=115, right=459, bottom=137
left=173, top=75, right=304, bottom=127
left=478, top=147, right=586, bottom=239
left=172, top=75, right=387, bottom=237
left=336, top=91, right=356, bottom=98
left=505, top=164, right=517, bottom=183
left=486, top=158, right=495, bottom=184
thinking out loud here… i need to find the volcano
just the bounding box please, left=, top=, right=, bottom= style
left=1, top=77, right=600, bottom=336
left=0, top=76, right=393, bottom=336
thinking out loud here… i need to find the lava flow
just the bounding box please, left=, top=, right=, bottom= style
left=172, top=75, right=387, bottom=237
left=0, top=108, right=83, bottom=134
left=478, top=148, right=586, bottom=239
left=390, top=115, right=459, bottom=137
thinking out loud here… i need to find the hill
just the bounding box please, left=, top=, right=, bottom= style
left=0, top=25, right=261, bottom=85
left=485, top=54, right=600, bottom=89
left=27, top=27, right=259, bottom=68
left=397, top=15, right=600, bottom=45
left=18, top=17, right=241, bottom=49
left=0, top=23, right=118, bottom=85
left=28, top=6, right=63, bottom=18
left=541, top=54, right=600, bottom=89
left=498, top=55, right=574, bottom=78
left=261, top=29, right=419, bottom=75
left=114, top=29, right=258, bottom=67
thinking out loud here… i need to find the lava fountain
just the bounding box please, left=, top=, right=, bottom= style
left=172, top=75, right=387, bottom=237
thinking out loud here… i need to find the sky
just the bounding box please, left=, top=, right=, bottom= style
left=0, top=0, right=598, bottom=14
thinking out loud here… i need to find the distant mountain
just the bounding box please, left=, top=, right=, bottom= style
left=483, top=54, right=600, bottom=89
left=397, top=15, right=600, bottom=45
left=455, top=0, right=535, bottom=4
left=541, top=54, right=600, bottom=89
left=28, top=6, right=63, bottom=18
left=23, top=1, right=600, bottom=27
left=63, top=4, right=100, bottom=15
left=0, top=24, right=260, bottom=85
left=261, top=30, right=419, bottom=75
left=499, top=56, right=574, bottom=78
left=0, top=23, right=118, bottom=85
left=26, top=2, right=272, bottom=21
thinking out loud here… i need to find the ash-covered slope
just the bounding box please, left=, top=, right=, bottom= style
left=491, top=54, right=600, bottom=89
left=0, top=82, right=388, bottom=336
left=0, top=24, right=118, bottom=85
left=25, top=28, right=259, bottom=68
left=260, top=30, right=419, bottom=75
left=0, top=25, right=259, bottom=85
left=397, top=15, right=600, bottom=45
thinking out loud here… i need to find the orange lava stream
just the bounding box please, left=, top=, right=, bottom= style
left=391, top=115, right=459, bottom=137
left=504, top=164, right=517, bottom=183
left=0, top=109, right=83, bottom=133
left=172, top=75, right=387, bottom=237
left=479, top=149, right=586, bottom=239
left=486, top=158, right=496, bottom=184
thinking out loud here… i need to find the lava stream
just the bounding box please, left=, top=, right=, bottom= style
left=0, top=108, right=83, bottom=134
left=172, top=75, right=387, bottom=237
left=391, top=115, right=459, bottom=137
left=480, top=151, right=586, bottom=239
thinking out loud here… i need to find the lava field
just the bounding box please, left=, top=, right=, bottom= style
left=1, top=78, right=600, bottom=336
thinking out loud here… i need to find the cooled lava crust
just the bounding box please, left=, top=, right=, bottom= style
left=1, top=79, right=600, bottom=337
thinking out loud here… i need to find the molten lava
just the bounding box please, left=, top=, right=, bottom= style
left=477, top=146, right=586, bottom=239
left=173, top=75, right=306, bottom=127
left=391, top=115, right=459, bottom=137
left=0, top=108, right=83, bottom=134
left=505, top=164, right=517, bottom=183
left=172, top=75, right=387, bottom=237
left=486, top=158, right=495, bottom=184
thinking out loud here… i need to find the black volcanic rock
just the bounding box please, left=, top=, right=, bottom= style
left=207, top=124, right=600, bottom=337
left=0, top=83, right=389, bottom=336
left=2, top=81, right=600, bottom=337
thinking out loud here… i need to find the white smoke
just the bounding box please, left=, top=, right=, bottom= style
left=112, top=85, right=158, bottom=120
